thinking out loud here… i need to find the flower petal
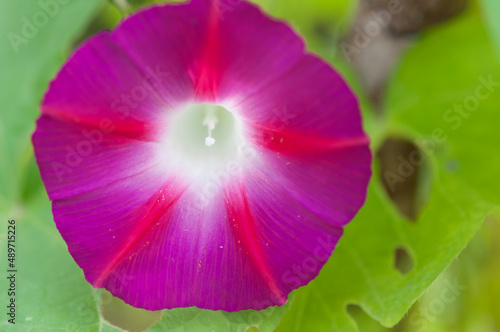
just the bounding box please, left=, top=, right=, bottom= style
left=238, top=54, right=366, bottom=142
left=32, top=115, right=162, bottom=200
left=234, top=52, right=372, bottom=230
left=54, top=172, right=290, bottom=311
left=109, top=1, right=206, bottom=104
left=244, top=144, right=371, bottom=230
left=43, top=33, right=179, bottom=142
left=49, top=148, right=358, bottom=312
left=111, top=0, right=305, bottom=104
left=208, top=0, right=306, bottom=102
left=51, top=168, right=188, bottom=306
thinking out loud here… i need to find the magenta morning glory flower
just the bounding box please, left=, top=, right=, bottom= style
left=32, top=0, right=371, bottom=311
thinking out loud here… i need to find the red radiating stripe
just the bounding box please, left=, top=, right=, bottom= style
left=42, top=106, right=162, bottom=142
left=224, top=180, right=286, bottom=305
left=194, top=0, right=222, bottom=102
left=249, top=122, right=370, bottom=156
left=93, top=181, right=188, bottom=288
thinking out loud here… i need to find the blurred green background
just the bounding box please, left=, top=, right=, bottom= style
left=0, top=0, right=499, bottom=331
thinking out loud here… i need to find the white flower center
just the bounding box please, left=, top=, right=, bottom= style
left=161, top=104, right=250, bottom=179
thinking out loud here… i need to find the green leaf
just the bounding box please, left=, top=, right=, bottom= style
left=276, top=9, right=500, bottom=332
left=0, top=0, right=122, bottom=330
left=0, top=0, right=102, bottom=204
left=480, top=0, right=500, bottom=60
left=387, top=11, right=500, bottom=206
left=149, top=297, right=292, bottom=332
left=250, top=0, right=356, bottom=27
left=1, top=196, right=122, bottom=331
left=110, top=0, right=186, bottom=15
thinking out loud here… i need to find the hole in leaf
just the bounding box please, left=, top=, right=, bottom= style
left=100, top=290, right=161, bottom=332
left=245, top=326, right=262, bottom=332
left=377, top=138, right=431, bottom=221
left=394, top=247, right=414, bottom=275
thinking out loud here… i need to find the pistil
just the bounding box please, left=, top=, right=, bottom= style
left=203, top=107, right=219, bottom=147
